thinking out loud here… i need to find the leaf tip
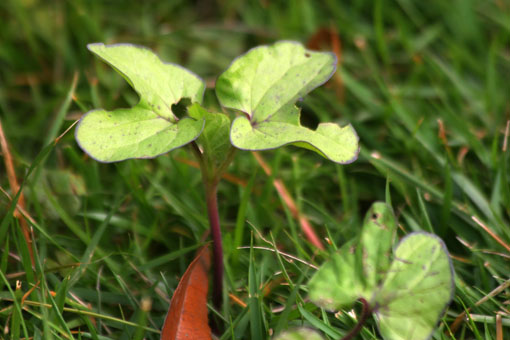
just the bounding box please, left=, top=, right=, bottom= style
left=86, top=42, right=104, bottom=52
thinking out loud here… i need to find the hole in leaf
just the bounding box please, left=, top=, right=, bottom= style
left=305, top=53, right=311, bottom=58
left=171, top=97, right=192, bottom=120
left=300, top=106, right=319, bottom=130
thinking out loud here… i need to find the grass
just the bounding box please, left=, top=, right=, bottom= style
left=1, top=0, right=509, bottom=339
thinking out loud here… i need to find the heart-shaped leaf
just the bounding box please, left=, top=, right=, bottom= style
left=75, top=43, right=206, bottom=162
left=308, top=203, right=396, bottom=310
left=216, top=41, right=359, bottom=164
left=374, top=232, right=454, bottom=340
left=308, top=203, right=454, bottom=340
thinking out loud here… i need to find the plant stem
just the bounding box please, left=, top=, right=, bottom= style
left=190, top=142, right=231, bottom=311
left=341, top=298, right=372, bottom=340
left=205, top=181, right=223, bottom=310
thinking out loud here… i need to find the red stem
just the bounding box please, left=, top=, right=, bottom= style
left=341, top=298, right=372, bottom=340
left=191, top=142, right=235, bottom=313
left=206, top=183, right=223, bottom=310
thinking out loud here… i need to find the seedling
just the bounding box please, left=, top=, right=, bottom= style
left=75, top=41, right=359, bottom=311
left=306, top=202, right=455, bottom=340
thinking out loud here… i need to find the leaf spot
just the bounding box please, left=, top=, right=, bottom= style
left=426, top=271, right=440, bottom=277
left=394, top=256, right=413, bottom=264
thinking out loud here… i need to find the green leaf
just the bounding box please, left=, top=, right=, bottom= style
left=76, top=43, right=206, bottom=162
left=308, top=202, right=396, bottom=310
left=307, top=245, right=361, bottom=310
left=308, top=204, right=454, bottom=340
left=359, top=202, right=397, bottom=291
left=88, top=43, right=205, bottom=119
left=274, top=328, right=324, bottom=340
left=76, top=110, right=203, bottom=162
left=216, top=41, right=359, bottom=164
left=374, top=232, right=454, bottom=340
left=187, top=103, right=231, bottom=169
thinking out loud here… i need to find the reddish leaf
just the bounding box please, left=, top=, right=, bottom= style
left=161, top=246, right=212, bottom=340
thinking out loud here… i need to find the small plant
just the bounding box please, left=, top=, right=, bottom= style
left=75, top=41, right=359, bottom=314
left=302, top=202, right=455, bottom=340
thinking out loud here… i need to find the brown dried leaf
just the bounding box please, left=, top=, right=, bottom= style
left=161, top=246, right=212, bottom=340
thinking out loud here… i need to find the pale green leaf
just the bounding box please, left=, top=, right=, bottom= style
left=230, top=116, right=359, bottom=164
left=216, top=41, right=359, bottom=164
left=76, top=108, right=203, bottom=162
left=308, top=202, right=396, bottom=310
left=359, top=202, right=397, bottom=291
left=308, top=244, right=361, bottom=310
left=374, top=232, right=454, bottom=340
left=274, top=328, right=324, bottom=340
left=75, top=43, right=206, bottom=162
left=308, top=205, right=454, bottom=340
left=87, top=43, right=205, bottom=120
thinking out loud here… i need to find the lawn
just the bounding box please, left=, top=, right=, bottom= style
left=0, top=0, right=509, bottom=339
